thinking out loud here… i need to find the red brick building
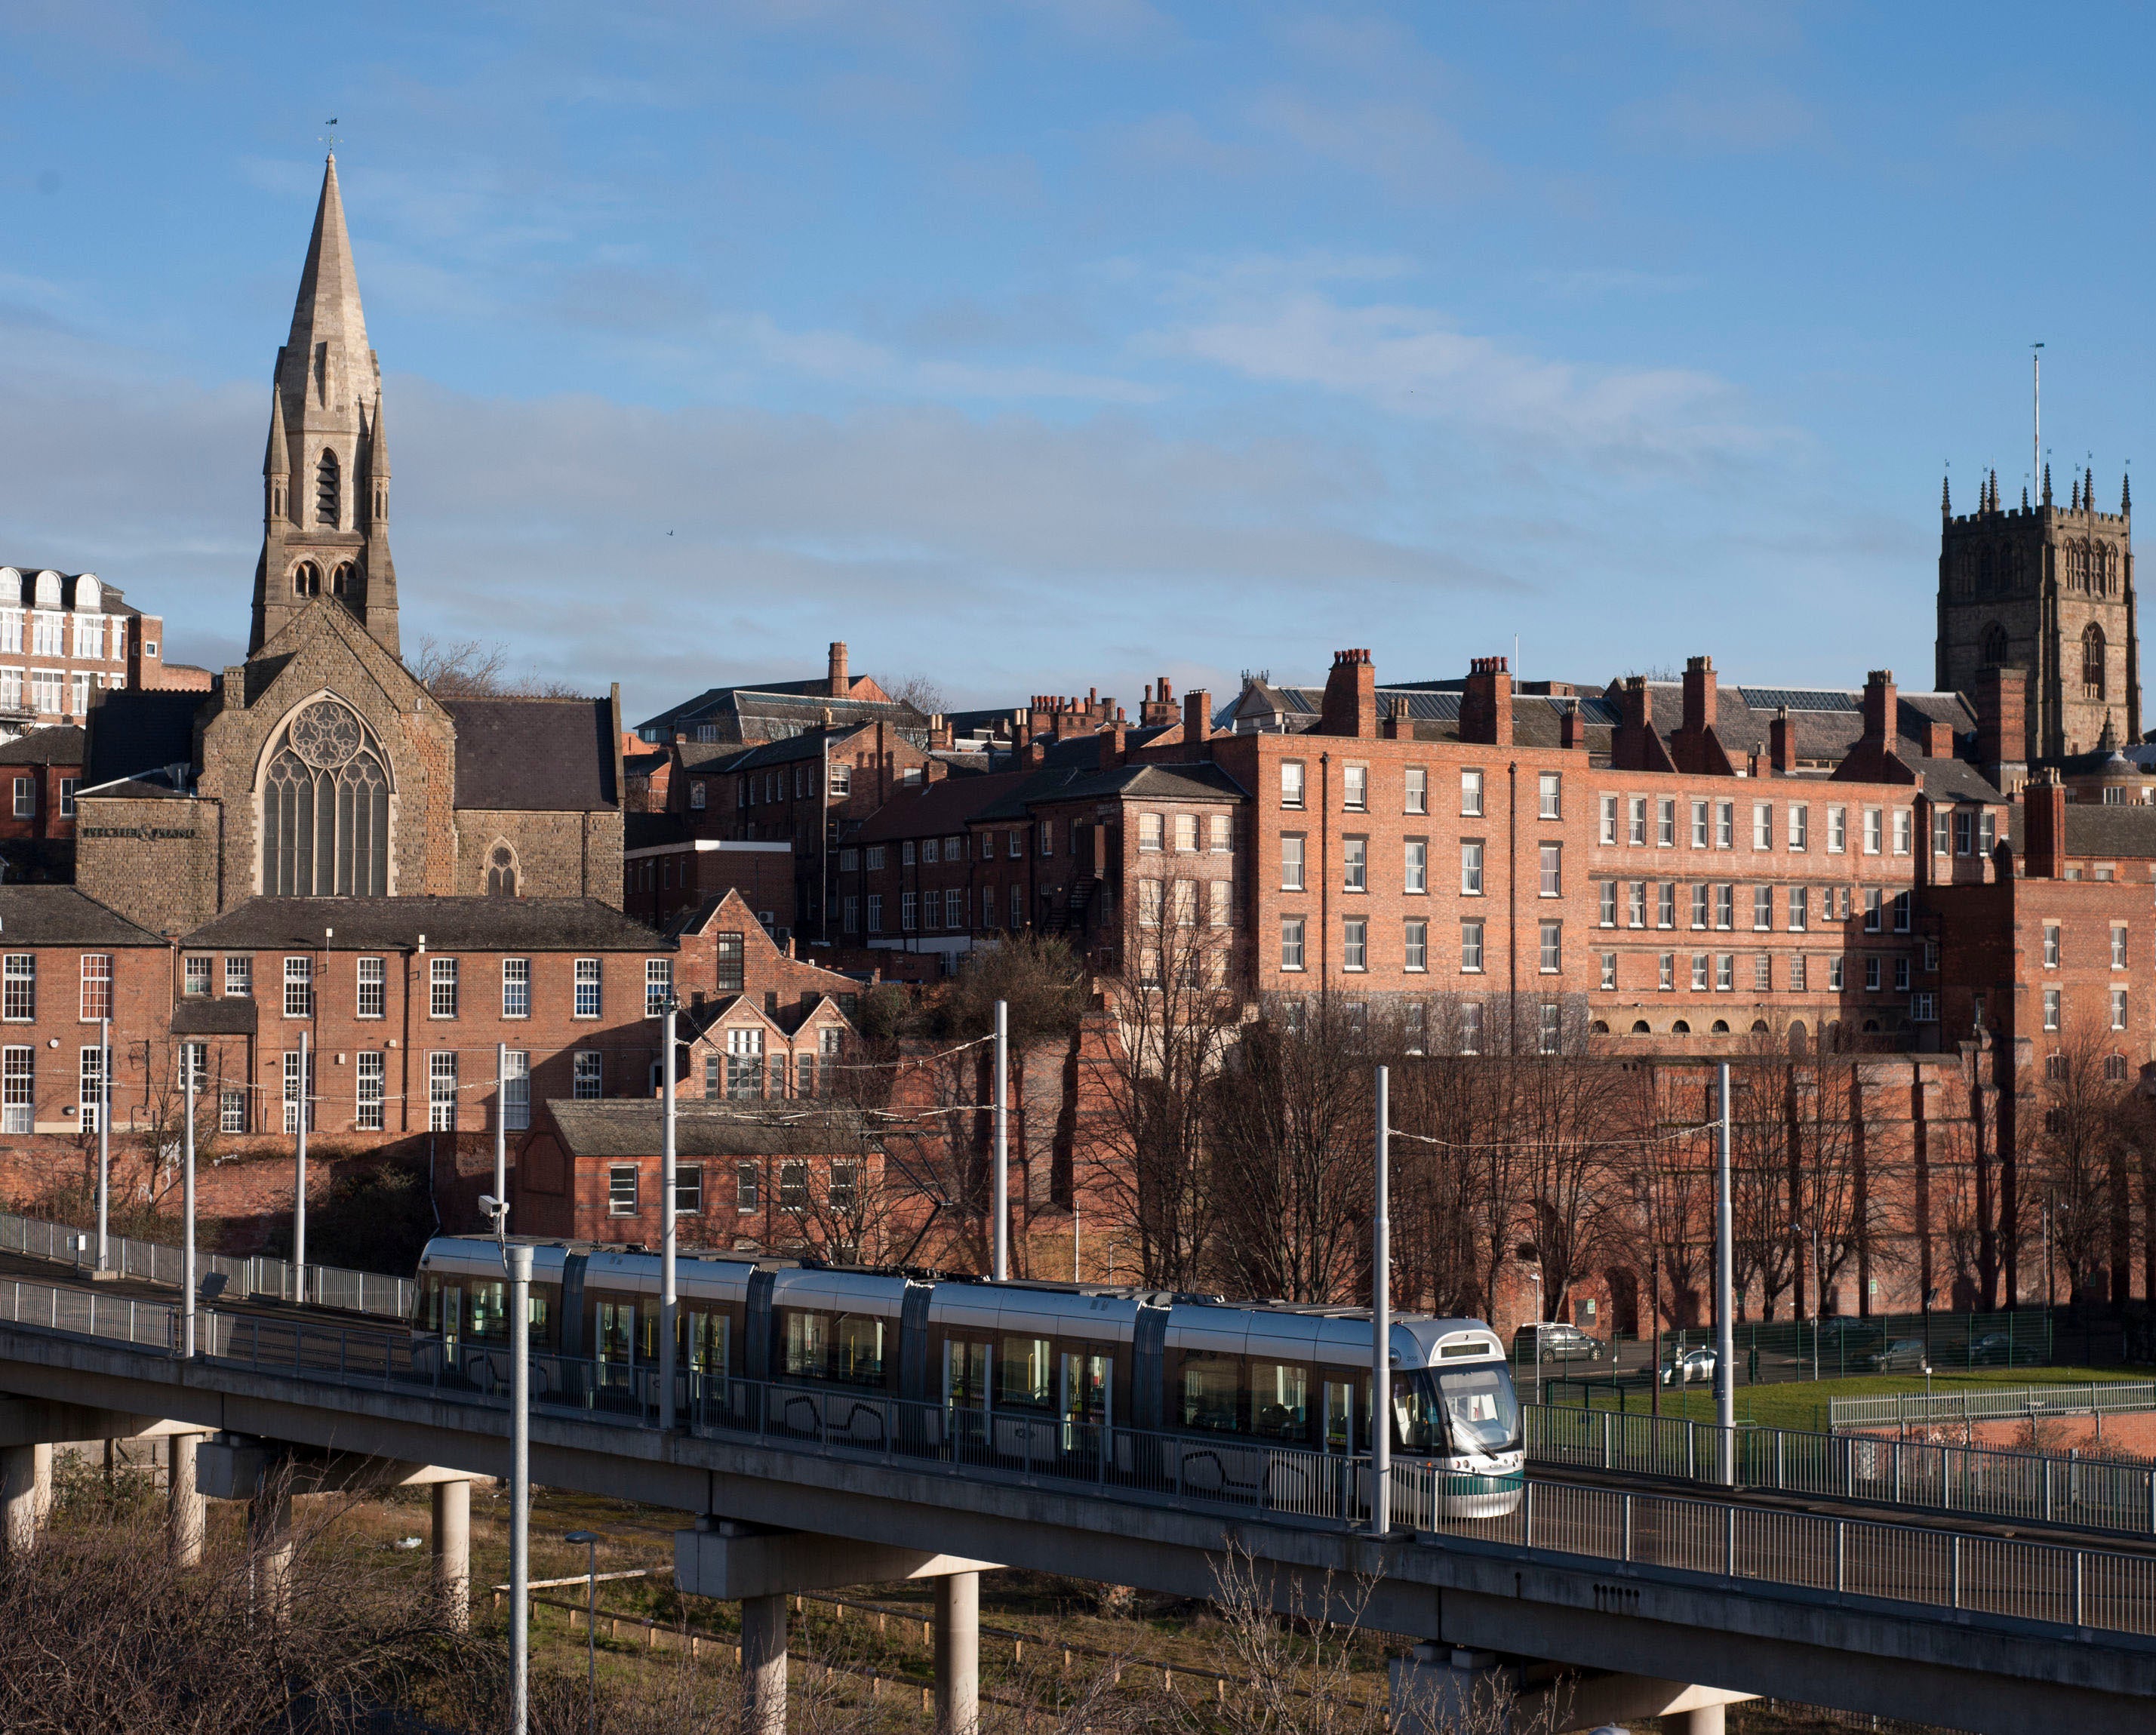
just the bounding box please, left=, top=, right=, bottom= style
left=0, top=568, right=174, bottom=729
left=0, top=886, right=167, bottom=1138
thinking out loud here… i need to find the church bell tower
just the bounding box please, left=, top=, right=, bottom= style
left=250, top=154, right=401, bottom=658
left=1936, top=464, right=2139, bottom=762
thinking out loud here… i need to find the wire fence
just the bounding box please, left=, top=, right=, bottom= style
left=5, top=1273, right=2156, bottom=1644
left=0, top=1208, right=416, bottom=1321
left=1827, top=1381, right=2156, bottom=1432
left=1527, top=1402, right=2156, bottom=1537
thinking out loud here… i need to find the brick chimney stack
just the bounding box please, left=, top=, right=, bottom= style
left=2025, top=768, right=2067, bottom=878
left=1976, top=665, right=2028, bottom=791
left=1381, top=697, right=1407, bottom=740
left=827, top=641, right=849, bottom=699
left=1460, top=656, right=1513, bottom=746
left=1861, top=669, right=1896, bottom=743
left=1770, top=706, right=1795, bottom=775
left=1183, top=689, right=1212, bottom=747
left=1318, top=649, right=1378, bottom=739
left=1561, top=700, right=1585, bottom=750
left=1681, top=655, right=1717, bottom=738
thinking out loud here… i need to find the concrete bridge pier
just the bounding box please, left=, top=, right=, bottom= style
left=1668, top=1708, right=1725, bottom=1735
left=248, top=1478, right=297, bottom=1624
left=933, top=1569, right=980, bottom=1735
left=740, top=1591, right=789, bottom=1735
left=167, top=1429, right=209, bottom=1567
left=1391, top=1643, right=1754, bottom=1733
left=1, top=1441, right=51, bottom=1556
left=676, top=1518, right=1000, bottom=1735
left=430, top=1477, right=472, bottom=1629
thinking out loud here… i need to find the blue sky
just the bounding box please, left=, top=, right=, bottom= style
left=0, top=2, right=2147, bottom=723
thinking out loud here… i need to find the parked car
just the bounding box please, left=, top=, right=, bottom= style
left=1660, top=1346, right=1717, bottom=1386
left=1511, top=1322, right=1607, bottom=1364
left=1813, top=1318, right=1884, bottom=1360
left=1967, top=1332, right=2016, bottom=1366
left=1866, top=1339, right=1931, bottom=1374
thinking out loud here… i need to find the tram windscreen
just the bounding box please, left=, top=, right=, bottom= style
left=1431, top=1365, right=1521, bottom=1455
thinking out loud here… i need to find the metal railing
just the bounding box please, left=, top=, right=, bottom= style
left=1828, top=1381, right=2156, bottom=1432
left=1529, top=1403, right=2156, bottom=1537
left=1422, top=1475, right=2156, bottom=1639
left=5, top=1276, right=2156, bottom=1645
left=0, top=1208, right=415, bottom=1321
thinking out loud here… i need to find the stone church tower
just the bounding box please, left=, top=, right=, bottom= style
left=251, top=155, right=400, bottom=658
left=1936, top=466, right=2139, bottom=763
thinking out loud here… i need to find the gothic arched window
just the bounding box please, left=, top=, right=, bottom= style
left=1979, top=546, right=1994, bottom=592
left=261, top=698, right=391, bottom=896
left=330, top=562, right=357, bottom=601
left=1979, top=623, right=2010, bottom=669
left=316, top=448, right=340, bottom=528
left=292, top=562, right=321, bottom=598
left=485, top=842, right=518, bottom=898
left=2084, top=623, right=2107, bottom=698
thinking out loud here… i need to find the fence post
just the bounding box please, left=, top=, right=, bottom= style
left=1834, top=1520, right=1845, bottom=1595
left=1776, top=1429, right=1785, bottom=1493
left=1601, top=1408, right=1612, bottom=1471
left=1948, top=1535, right=1960, bottom=1610
left=1622, top=1493, right=1632, bottom=1564
left=1523, top=1478, right=1534, bottom=1550
left=2074, top=1550, right=2086, bottom=1628
left=1724, top=1503, right=1736, bottom=1579
left=2044, top=1457, right=2053, bottom=1522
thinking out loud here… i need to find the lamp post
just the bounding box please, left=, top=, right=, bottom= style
left=992, top=999, right=1009, bottom=1281
left=183, top=1055, right=196, bottom=1358
left=481, top=1193, right=529, bottom=1735
left=1527, top=1268, right=1544, bottom=1407
left=294, top=1029, right=309, bottom=1304
left=1372, top=1063, right=1391, bottom=1536
left=564, top=1530, right=603, bottom=1735
left=95, top=1014, right=110, bottom=1272
left=660, top=995, right=678, bottom=1431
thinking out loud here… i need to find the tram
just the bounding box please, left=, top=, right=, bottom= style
left=412, top=1237, right=1524, bottom=1520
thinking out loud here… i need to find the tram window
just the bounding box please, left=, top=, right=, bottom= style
left=946, top=1340, right=990, bottom=1407
left=1060, top=1352, right=1110, bottom=1423
left=1322, top=1379, right=1362, bottom=1454
left=832, top=1314, right=886, bottom=1387
left=1180, top=1351, right=1241, bottom=1433
left=527, top=1291, right=550, bottom=1346
left=1392, top=1383, right=1438, bottom=1453
left=429, top=1279, right=463, bottom=1339
left=689, top=1312, right=730, bottom=1376
left=468, top=1279, right=508, bottom=1343
left=596, top=1300, right=634, bottom=1365
left=783, top=1309, right=829, bottom=1378
left=1434, top=1367, right=1519, bottom=1453
left=1250, top=1361, right=1309, bottom=1442
left=999, top=1336, right=1053, bottom=1409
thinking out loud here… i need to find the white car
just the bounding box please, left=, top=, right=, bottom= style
left=1659, top=1346, right=1717, bottom=1386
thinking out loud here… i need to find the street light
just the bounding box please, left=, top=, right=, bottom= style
left=479, top=1194, right=530, bottom=1735
left=1526, top=1267, right=1544, bottom=1407
left=564, top=1530, right=603, bottom=1735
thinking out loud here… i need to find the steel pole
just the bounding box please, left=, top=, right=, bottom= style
left=95, top=1016, right=109, bottom=1270
left=494, top=1041, right=507, bottom=1211
left=1715, top=1060, right=1736, bottom=1484
left=585, top=1538, right=598, bottom=1735
left=183, top=1061, right=195, bottom=1358
left=660, top=1001, right=678, bottom=1431
left=1373, top=1063, right=1391, bottom=1534
left=294, top=1029, right=309, bottom=1303
left=992, top=999, right=1009, bottom=1281
left=508, top=1242, right=533, bottom=1735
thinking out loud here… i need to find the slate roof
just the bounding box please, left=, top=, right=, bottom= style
left=2007, top=804, right=2156, bottom=860
left=0, top=568, right=144, bottom=617
left=0, top=725, right=84, bottom=767
left=1913, top=758, right=2007, bottom=804
left=541, top=1099, right=880, bottom=1158
left=441, top=697, right=617, bottom=812
left=182, top=897, right=666, bottom=951
left=1632, top=683, right=1976, bottom=764
left=83, top=690, right=201, bottom=787
left=854, top=771, right=1033, bottom=842
left=638, top=684, right=927, bottom=744
left=970, top=760, right=1247, bottom=823
left=0, top=885, right=163, bottom=946
left=625, top=812, right=690, bottom=850
left=171, top=998, right=260, bottom=1036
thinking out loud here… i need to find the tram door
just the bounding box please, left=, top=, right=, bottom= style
left=944, top=1339, right=991, bottom=1455
left=436, top=1282, right=463, bottom=1364
left=1059, top=1350, right=1111, bottom=1451
left=1322, top=1379, right=1357, bottom=1455
left=597, top=1300, right=635, bottom=1389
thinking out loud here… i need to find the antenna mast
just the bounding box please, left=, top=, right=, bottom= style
left=2033, top=343, right=2044, bottom=507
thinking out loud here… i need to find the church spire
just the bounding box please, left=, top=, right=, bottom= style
left=1941, top=473, right=1950, bottom=517
left=2044, top=462, right=2053, bottom=506
left=263, top=386, right=288, bottom=478
left=250, top=153, right=401, bottom=659
left=2124, top=472, right=2132, bottom=515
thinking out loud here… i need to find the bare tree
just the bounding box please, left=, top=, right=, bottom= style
left=2034, top=1017, right=2130, bottom=1303
left=1084, top=867, right=1244, bottom=1289
left=886, top=672, right=950, bottom=717
left=410, top=635, right=583, bottom=699
left=1207, top=992, right=1378, bottom=1304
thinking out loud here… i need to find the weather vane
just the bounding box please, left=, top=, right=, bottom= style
left=319, top=118, right=342, bottom=153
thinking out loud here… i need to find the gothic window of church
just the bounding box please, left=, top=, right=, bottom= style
left=293, top=562, right=321, bottom=598
left=316, top=449, right=340, bottom=528
left=2084, top=623, right=2107, bottom=699
left=1979, top=546, right=1994, bottom=592
left=1979, top=623, right=2009, bottom=669
left=330, top=562, right=357, bottom=601
left=486, top=842, right=518, bottom=898
left=261, top=698, right=392, bottom=897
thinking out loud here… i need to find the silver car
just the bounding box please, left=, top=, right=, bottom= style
left=1659, top=1346, right=1716, bottom=1386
